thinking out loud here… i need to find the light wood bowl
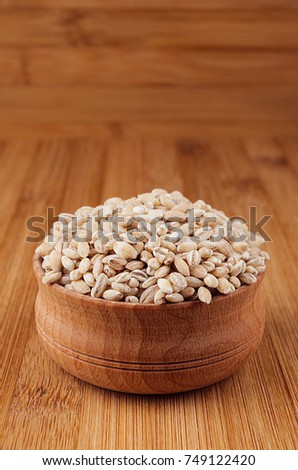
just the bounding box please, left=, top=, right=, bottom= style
left=33, top=254, right=266, bottom=394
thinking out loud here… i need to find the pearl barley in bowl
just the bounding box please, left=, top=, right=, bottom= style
left=35, top=189, right=269, bottom=304
left=34, top=189, right=269, bottom=393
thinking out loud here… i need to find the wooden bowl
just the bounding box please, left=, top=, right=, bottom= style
left=33, top=254, right=266, bottom=394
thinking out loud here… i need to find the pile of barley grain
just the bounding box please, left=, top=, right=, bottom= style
left=35, top=189, right=269, bottom=304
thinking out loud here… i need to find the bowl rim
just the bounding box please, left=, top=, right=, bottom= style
left=33, top=253, right=265, bottom=310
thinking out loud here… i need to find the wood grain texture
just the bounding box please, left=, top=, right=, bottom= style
left=1, top=87, right=298, bottom=124
left=33, top=255, right=266, bottom=394
left=5, top=48, right=298, bottom=87
left=4, top=1, right=298, bottom=9
left=1, top=0, right=298, bottom=450
left=1, top=10, right=298, bottom=48
left=1, top=138, right=298, bottom=449
left=1, top=121, right=298, bottom=140
left=0, top=49, right=23, bottom=85
left=1, top=4, right=298, bottom=134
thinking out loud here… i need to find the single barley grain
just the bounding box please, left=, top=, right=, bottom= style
left=115, top=271, right=131, bottom=283
left=181, top=286, right=195, bottom=298
left=229, top=276, right=241, bottom=288
left=148, top=258, right=162, bottom=270
left=195, top=227, right=213, bottom=241
left=198, top=286, right=212, bottom=304
left=217, top=240, right=234, bottom=258
left=36, top=242, right=54, bottom=257
left=164, top=251, right=175, bottom=265
left=217, top=277, right=233, bottom=294
left=186, top=250, right=201, bottom=267
left=114, top=241, right=138, bottom=260
left=198, top=247, right=213, bottom=259
left=153, top=247, right=168, bottom=263
left=155, top=265, right=171, bottom=278
left=204, top=273, right=218, bottom=288
left=62, top=248, right=80, bottom=260
left=189, top=265, right=207, bottom=279
left=42, top=271, right=62, bottom=284
left=157, top=278, right=173, bottom=294
left=93, top=258, right=103, bottom=278
left=103, top=265, right=116, bottom=278
left=125, top=296, right=139, bottom=303
left=231, top=260, right=246, bottom=277
left=177, top=241, right=197, bottom=253
left=61, top=255, right=75, bottom=272
left=111, top=282, right=131, bottom=294
left=91, top=273, right=108, bottom=298
left=79, top=258, right=91, bottom=274
left=42, top=255, right=52, bottom=271
left=154, top=289, right=166, bottom=305
left=129, top=277, right=139, bottom=288
left=140, top=250, right=153, bottom=263
left=245, top=266, right=258, bottom=275
left=65, top=284, right=74, bottom=291
left=77, top=241, right=90, bottom=258
left=169, top=272, right=188, bottom=292
left=186, top=276, right=204, bottom=288
left=83, top=272, right=96, bottom=287
left=60, top=274, right=71, bottom=285
left=239, top=273, right=257, bottom=284
left=211, top=266, right=229, bottom=278
left=174, top=256, right=190, bottom=276
left=161, top=240, right=177, bottom=252
left=103, top=289, right=123, bottom=301
left=71, top=280, right=91, bottom=294
left=140, top=285, right=159, bottom=304
left=131, top=270, right=148, bottom=282
left=201, top=260, right=215, bottom=272
left=126, top=260, right=145, bottom=270
left=165, top=293, right=184, bottom=303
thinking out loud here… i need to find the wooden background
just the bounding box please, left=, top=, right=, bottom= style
left=1, top=0, right=298, bottom=450
left=1, top=0, right=298, bottom=138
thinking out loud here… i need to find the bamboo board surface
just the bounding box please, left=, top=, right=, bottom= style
left=1, top=3, right=298, bottom=136
left=1, top=138, right=297, bottom=449
left=1, top=0, right=297, bottom=450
